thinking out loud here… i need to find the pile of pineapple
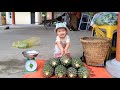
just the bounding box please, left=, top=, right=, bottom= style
left=42, top=55, right=89, bottom=78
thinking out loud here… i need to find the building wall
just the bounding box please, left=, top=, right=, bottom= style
left=15, top=12, right=31, bottom=24
left=35, top=12, right=42, bottom=24
left=46, top=12, right=52, bottom=20
left=6, top=12, right=12, bottom=24
left=0, top=12, right=1, bottom=25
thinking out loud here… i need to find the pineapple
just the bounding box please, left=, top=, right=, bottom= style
left=67, top=67, right=77, bottom=78
left=78, top=66, right=89, bottom=78
left=60, top=55, right=72, bottom=67
left=55, top=65, right=67, bottom=78
left=49, top=58, right=60, bottom=68
left=43, top=64, right=54, bottom=78
left=72, top=57, right=83, bottom=69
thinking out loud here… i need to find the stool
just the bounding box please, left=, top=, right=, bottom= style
left=92, top=24, right=117, bottom=60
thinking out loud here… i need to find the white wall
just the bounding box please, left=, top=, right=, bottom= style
left=46, top=12, right=52, bottom=20
left=15, top=12, right=31, bottom=24
left=35, top=12, right=42, bottom=25
left=6, top=12, right=12, bottom=24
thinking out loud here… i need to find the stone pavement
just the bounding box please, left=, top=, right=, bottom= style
left=0, top=24, right=92, bottom=78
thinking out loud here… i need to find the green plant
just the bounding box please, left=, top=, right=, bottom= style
left=1, top=12, right=6, bottom=16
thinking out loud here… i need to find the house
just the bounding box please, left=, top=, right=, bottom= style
left=5, top=12, right=42, bottom=25
left=1, top=12, right=65, bottom=25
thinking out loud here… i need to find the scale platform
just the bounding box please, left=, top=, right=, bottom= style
left=22, top=50, right=39, bottom=73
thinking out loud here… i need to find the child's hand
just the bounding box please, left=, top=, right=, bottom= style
left=64, top=49, right=68, bottom=55
left=60, top=49, right=64, bottom=57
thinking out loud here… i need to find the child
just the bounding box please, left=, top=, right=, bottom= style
left=54, top=22, right=71, bottom=58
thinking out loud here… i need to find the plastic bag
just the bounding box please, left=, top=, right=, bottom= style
left=12, top=37, right=41, bottom=49
left=93, top=12, right=118, bottom=25
left=12, top=41, right=28, bottom=48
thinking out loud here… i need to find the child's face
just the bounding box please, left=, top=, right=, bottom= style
left=56, top=28, right=67, bottom=38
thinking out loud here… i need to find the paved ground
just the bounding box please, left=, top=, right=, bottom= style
left=0, top=24, right=92, bottom=78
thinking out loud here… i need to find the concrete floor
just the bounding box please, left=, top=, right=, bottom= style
left=0, top=25, right=92, bottom=78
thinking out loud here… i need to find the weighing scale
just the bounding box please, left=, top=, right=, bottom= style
left=22, top=50, right=39, bottom=72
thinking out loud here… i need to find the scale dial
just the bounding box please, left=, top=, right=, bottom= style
left=25, top=60, right=37, bottom=72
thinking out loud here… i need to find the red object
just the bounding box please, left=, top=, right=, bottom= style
left=23, top=60, right=112, bottom=78
left=12, top=12, right=15, bottom=24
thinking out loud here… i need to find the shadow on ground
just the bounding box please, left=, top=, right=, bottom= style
left=0, top=59, right=25, bottom=78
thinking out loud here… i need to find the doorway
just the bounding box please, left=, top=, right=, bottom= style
left=31, top=12, right=35, bottom=24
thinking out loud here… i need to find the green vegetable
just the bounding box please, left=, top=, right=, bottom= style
left=93, top=12, right=118, bottom=25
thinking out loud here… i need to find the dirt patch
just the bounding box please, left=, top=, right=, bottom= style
left=0, top=59, right=25, bottom=74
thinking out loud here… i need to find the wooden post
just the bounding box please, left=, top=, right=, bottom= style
left=116, top=12, right=120, bottom=61
left=52, top=12, right=54, bottom=19
left=12, top=12, right=15, bottom=24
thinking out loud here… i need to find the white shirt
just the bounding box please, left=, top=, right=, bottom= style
left=55, top=35, right=70, bottom=44
left=54, top=35, right=70, bottom=55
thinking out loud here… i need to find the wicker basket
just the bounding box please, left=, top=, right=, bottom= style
left=80, top=37, right=111, bottom=66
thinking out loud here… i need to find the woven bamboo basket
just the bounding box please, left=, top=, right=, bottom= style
left=80, top=37, right=111, bottom=66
